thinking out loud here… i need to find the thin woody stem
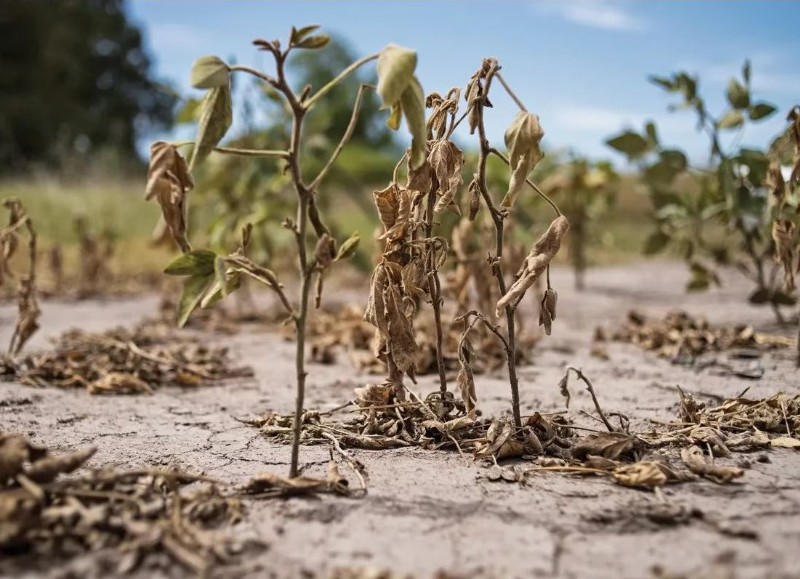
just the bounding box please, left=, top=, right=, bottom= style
left=488, top=148, right=562, bottom=217
left=424, top=190, right=448, bottom=394
left=304, top=53, right=380, bottom=109
left=495, top=71, right=528, bottom=113
left=310, top=84, right=374, bottom=190
left=475, top=61, right=522, bottom=428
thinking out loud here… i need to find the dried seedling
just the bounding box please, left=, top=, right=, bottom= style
left=1, top=198, right=40, bottom=356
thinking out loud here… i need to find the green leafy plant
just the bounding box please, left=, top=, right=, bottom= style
left=538, top=156, right=618, bottom=290
left=146, top=26, right=421, bottom=477
left=606, top=61, right=793, bottom=320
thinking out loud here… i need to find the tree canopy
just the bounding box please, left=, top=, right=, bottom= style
left=0, top=0, right=175, bottom=172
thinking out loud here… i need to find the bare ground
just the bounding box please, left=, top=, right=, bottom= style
left=1, top=261, right=799, bottom=579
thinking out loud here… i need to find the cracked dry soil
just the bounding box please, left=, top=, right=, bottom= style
left=1, top=261, right=799, bottom=579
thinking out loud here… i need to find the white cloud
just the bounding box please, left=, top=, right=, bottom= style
left=535, top=1, right=646, bottom=32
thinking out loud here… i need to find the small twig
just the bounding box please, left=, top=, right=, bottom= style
left=565, top=367, right=615, bottom=433
left=488, top=148, right=562, bottom=217
left=310, top=83, right=374, bottom=190
left=494, top=71, right=528, bottom=113
left=321, top=432, right=368, bottom=493
left=304, top=52, right=380, bottom=108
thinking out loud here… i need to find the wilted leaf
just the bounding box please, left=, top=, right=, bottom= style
left=24, top=447, right=96, bottom=483
left=376, top=44, right=417, bottom=108
left=145, top=142, right=194, bottom=253
left=191, top=84, right=232, bottom=170
left=771, top=436, right=800, bottom=449
left=538, top=288, right=558, bottom=335
left=572, top=432, right=634, bottom=461
left=177, top=274, right=216, bottom=327
left=429, top=140, right=464, bottom=214
left=502, top=111, right=545, bottom=207
left=496, top=216, right=569, bottom=316
left=400, top=76, right=427, bottom=170
left=680, top=445, right=743, bottom=484
left=190, top=56, right=230, bottom=89
left=611, top=462, right=667, bottom=489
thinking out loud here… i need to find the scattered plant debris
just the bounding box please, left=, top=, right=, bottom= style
left=3, top=319, right=253, bottom=394
left=598, top=309, right=792, bottom=364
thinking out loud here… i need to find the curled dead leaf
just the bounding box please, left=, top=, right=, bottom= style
left=145, top=142, right=194, bottom=253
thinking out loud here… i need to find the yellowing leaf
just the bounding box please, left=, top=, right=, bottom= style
left=376, top=44, right=417, bottom=108
left=400, top=76, right=427, bottom=170
left=502, top=112, right=545, bottom=207
left=190, top=56, right=230, bottom=89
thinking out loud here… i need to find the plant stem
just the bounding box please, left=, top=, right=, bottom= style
left=565, top=367, right=615, bottom=433
left=310, top=84, right=373, bottom=190
left=304, top=53, right=379, bottom=109
left=495, top=71, right=528, bottom=113
left=424, top=189, right=448, bottom=394
left=475, top=63, right=522, bottom=428
left=270, top=49, right=314, bottom=479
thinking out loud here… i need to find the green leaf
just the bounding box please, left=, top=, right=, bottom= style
left=606, top=131, right=649, bottom=159
left=749, top=102, right=777, bottom=121
left=643, top=230, right=670, bottom=255
left=177, top=274, right=215, bottom=327
left=717, top=110, right=744, bottom=129
left=176, top=98, right=202, bottom=124
left=400, top=76, right=427, bottom=170
left=742, top=59, right=751, bottom=85
left=191, top=56, right=230, bottom=89
left=190, top=85, right=232, bottom=170
left=648, top=75, right=676, bottom=92
left=660, top=149, right=688, bottom=171
left=290, top=25, right=320, bottom=45
left=376, top=44, right=417, bottom=108
left=645, top=122, right=659, bottom=146
left=726, top=79, right=750, bottom=109
left=164, top=250, right=218, bottom=276
left=295, top=35, right=330, bottom=49
left=335, top=232, right=360, bottom=261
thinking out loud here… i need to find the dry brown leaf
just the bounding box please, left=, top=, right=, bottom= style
left=429, top=140, right=464, bottom=214
left=770, top=436, right=800, bottom=449
left=772, top=219, right=796, bottom=292
left=24, top=447, right=97, bottom=484
left=496, top=216, right=569, bottom=316
left=571, top=432, right=634, bottom=461
left=680, top=446, right=744, bottom=484
left=539, top=288, right=558, bottom=335
left=145, top=141, right=194, bottom=253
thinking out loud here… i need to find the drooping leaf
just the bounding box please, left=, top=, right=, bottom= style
left=502, top=111, right=545, bottom=207
left=145, top=142, right=194, bottom=253
left=376, top=44, right=417, bottom=108
left=190, top=56, right=230, bottom=89
left=164, top=249, right=217, bottom=276
left=191, top=85, right=233, bottom=170
left=177, top=273, right=215, bottom=327
left=400, top=76, right=427, bottom=169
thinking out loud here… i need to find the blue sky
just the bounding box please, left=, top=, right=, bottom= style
left=129, top=1, right=800, bottom=164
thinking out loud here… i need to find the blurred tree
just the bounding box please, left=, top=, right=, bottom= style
left=0, top=0, right=175, bottom=172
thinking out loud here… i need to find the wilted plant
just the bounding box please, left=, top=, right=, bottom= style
left=1, top=198, right=40, bottom=356
left=768, top=106, right=800, bottom=361
left=147, top=26, right=420, bottom=477
left=364, top=58, right=567, bottom=428
left=538, top=156, right=618, bottom=290
left=606, top=62, right=792, bottom=320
